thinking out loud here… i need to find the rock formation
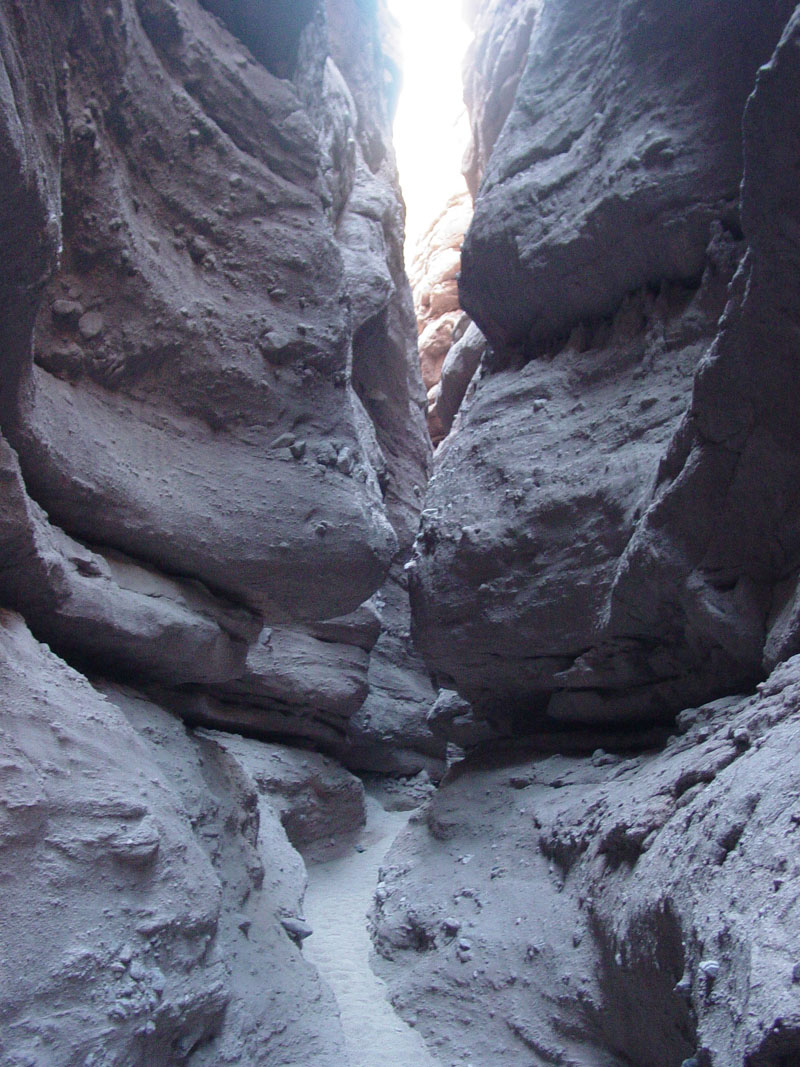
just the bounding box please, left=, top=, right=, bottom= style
left=0, top=0, right=439, bottom=762
left=4, top=0, right=800, bottom=1064
left=0, top=0, right=437, bottom=1062
left=409, top=192, right=472, bottom=441
left=374, top=3, right=800, bottom=1065
left=373, top=665, right=800, bottom=1066
left=410, top=0, right=800, bottom=734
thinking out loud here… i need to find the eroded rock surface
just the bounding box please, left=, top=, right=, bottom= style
left=411, top=0, right=800, bottom=735
left=0, top=0, right=436, bottom=1062
left=372, top=658, right=800, bottom=1066
left=7, top=0, right=397, bottom=623
left=0, top=613, right=348, bottom=1066
left=0, top=0, right=437, bottom=763
left=459, top=0, right=793, bottom=354
left=461, top=0, right=539, bottom=199
left=409, top=192, right=473, bottom=444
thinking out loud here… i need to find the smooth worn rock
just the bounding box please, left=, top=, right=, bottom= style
left=0, top=614, right=348, bottom=1067
left=205, top=732, right=367, bottom=848
left=4, top=0, right=402, bottom=624
left=607, top=7, right=800, bottom=701
left=432, top=320, right=488, bottom=438
left=0, top=435, right=260, bottom=684
left=338, top=570, right=447, bottom=777
left=211, top=624, right=371, bottom=737
left=103, top=682, right=349, bottom=1067
left=461, top=0, right=539, bottom=198
left=427, top=689, right=495, bottom=750
left=410, top=257, right=740, bottom=731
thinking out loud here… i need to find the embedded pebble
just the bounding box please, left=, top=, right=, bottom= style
left=280, top=916, right=313, bottom=943
left=51, top=298, right=84, bottom=320
left=78, top=311, right=104, bottom=340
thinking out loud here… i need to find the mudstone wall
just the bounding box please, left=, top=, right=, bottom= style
left=2, top=0, right=800, bottom=1065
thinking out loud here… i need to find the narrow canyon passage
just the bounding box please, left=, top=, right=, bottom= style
left=302, top=794, right=441, bottom=1067
left=4, top=2, right=800, bottom=1065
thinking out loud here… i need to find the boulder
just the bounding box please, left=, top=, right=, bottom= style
left=426, top=689, right=495, bottom=750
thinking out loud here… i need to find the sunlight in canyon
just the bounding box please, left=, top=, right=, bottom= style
left=386, top=0, right=472, bottom=256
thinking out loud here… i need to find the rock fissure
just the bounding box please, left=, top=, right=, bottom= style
left=4, top=0, right=800, bottom=1065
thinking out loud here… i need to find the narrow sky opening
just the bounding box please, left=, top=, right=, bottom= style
left=387, top=0, right=473, bottom=258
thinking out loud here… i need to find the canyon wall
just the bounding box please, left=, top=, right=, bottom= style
left=374, top=3, right=800, bottom=1065
left=410, top=0, right=800, bottom=736
left=4, top=0, right=800, bottom=1064
left=0, top=0, right=437, bottom=1062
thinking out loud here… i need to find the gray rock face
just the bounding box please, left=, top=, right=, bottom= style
left=0, top=0, right=436, bottom=766
left=0, top=436, right=261, bottom=684
left=410, top=250, right=739, bottom=729
left=459, top=0, right=794, bottom=355
left=607, top=6, right=800, bottom=698
left=0, top=1, right=437, bottom=1061
left=205, top=732, right=367, bottom=848
left=4, top=0, right=399, bottom=624
left=212, top=623, right=371, bottom=736
left=411, top=0, right=800, bottom=735
left=0, top=614, right=347, bottom=1066
left=340, top=571, right=447, bottom=777
left=372, top=657, right=800, bottom=1066
left=426, top=688, right=494, bottom=750
left=374, top=9, right=800, bottom=1067
left=461, top=0, right=539, bottom=199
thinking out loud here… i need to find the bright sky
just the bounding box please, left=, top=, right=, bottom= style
left=386, top=0, right=473, bottom=257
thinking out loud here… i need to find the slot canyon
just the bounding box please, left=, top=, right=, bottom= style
left=2, top=1, right=800, bottom=1065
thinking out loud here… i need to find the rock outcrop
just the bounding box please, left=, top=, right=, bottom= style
left=409, top=192, right=474, bottom=444
left=0, top=613, right=348, bottom=1066
left=5, top=0, right=800, bottom=1064
left=410, top=0, right=800, bottom=736
left=461, top=0, right=539, bottom=198
left=0, top=0, right=437, bottom=1062
left=374, top=5, right=800, bottom=1067
left=372, top=657, right=800, bottom=1066
left=0, top=0, right=438, bottom=766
